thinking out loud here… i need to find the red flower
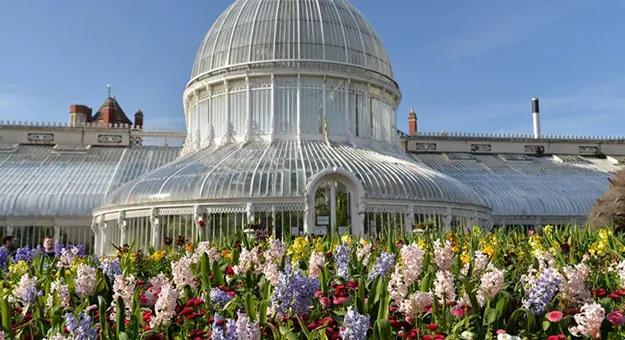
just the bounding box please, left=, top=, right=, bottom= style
left=547, top=335, right=566, bottom=340
left=320, top=297, right=331, bottom=308
left=609, top=292, right=620, bottom=299
left=593, top=288, right=607, bottom=297
left=452, top=308, right=466, bottom=317
left=389, top=320, right=403, bottom=328
left=180, top=307, right=194, bottom=316
left=422, top=335, right=433, bottom=340
left=607, top=310, right=625, bottom=326
left=347, top=281, right=358, bottom=289
left=332, top=297, right=347, bottom=305
left=547, top=311, right=563, bottom=322
left=427, top=324, right=439, bottom=331
left=198, top=218, right=205, bottom=227
left=224, top=266, right=234, bottom=275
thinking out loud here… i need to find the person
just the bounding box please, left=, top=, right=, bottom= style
left=1, top=235, right=16, bottom=253
left=42, top=236, right=56, bottom=257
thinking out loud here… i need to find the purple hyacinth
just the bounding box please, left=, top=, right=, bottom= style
left=368, top=251, right=396, bottom=280
left=211, top=314, right=237, bottom=340
left=334, top=242, right=351, bottom=280
left=99, top=258, right=122, bottom=280
left=271, top=263, right=320, bottom=316
left=340, top=307, right=370, bottom=340
left=0, top=248, right=9, bottom=271
left=522, top=267, right=561, bottom=315
left=13, top=246, right=36, bottom=263
left=210, top=288, right=233, bottom=307
left=63, top=312, right=98, bottom=340
left=55, top=244, right=85, bottom=257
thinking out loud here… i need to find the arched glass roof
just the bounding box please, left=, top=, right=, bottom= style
left=103, top=141, right=487, bottom=208
left=0, top=145, right=179, bottom=216
left=411, top=153, right=616, bottom=217
left=190, top=0, right=394, bottom=81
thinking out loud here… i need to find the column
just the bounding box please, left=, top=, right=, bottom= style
left=405, top=205, right=414, bottom=234
left=150, top=208, right=161, bottom=250
left=90, top=219, right=99, bottom=256
left=118, top=212, right=127, bottom=246
left=330, top=181, right=336, bottom=236
left=194, top=205, right=204, bottom=240
left=442, top=207, right=452, bottom=231
left=246, top=203, right=254, bottom=226
left=53, top=225, right=61, bottom=243
left=98, top=221, right=108, bottom=255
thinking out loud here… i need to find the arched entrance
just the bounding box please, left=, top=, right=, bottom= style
left=304, top=167, right=365, bottom=237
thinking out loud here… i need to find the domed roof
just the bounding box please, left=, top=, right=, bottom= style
left=190, top=0, right=394, bottom=82
left=102, top=141, right=488, bottom=209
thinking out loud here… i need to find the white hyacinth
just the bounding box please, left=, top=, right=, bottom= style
left=150, top=282, right=178, bottom=328
left=569, top=302, right=605, bottom=338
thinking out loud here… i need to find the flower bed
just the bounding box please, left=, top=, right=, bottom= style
left=1, top=226, right=625, bottom=339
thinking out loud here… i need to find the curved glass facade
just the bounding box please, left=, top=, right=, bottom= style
left=185, top=75, right=398, bottom=149
left=191, top=0, right=394, bottom=81
left=411, top=153, right=616, bottom=219
left=104, top=141, right=487, bottom=207
left=0, top=145, right=179, bottom=216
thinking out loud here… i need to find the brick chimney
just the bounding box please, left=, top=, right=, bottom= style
left=69, top=104, right=92, bottom=127
left=101, top=99, right=116, bottom=126
left=408, top=108, right=418, bottom=136
left=134, top=109, right=144, bottom=129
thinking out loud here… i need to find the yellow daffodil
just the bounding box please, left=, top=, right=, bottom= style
left=8, top=261, right=29, bottom=277
left=151, top=250, right=166, bottom=261
left=341, top=234, right=353, bottom=246
left=483, top=245, right=495, bottom=258
left=460, top=253, right=471, bottom=264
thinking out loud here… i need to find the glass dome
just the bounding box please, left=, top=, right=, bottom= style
left=91, top=0, right=492, bottom=256
left=190, top=0, right=394, bottom=83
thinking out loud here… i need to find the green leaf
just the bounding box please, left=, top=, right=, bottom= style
left=244, top=293, right=257, bottom=321
left=98, top=296, right=111, bottom=340
left=506, top=308, right=536, bottom=334
left=0, top=297, right=11, bottom=335
left=296, top=315, right=312, bottom=340
left=356, top=277, right=366, bottom=314
left=213, top=261, right=225, bottom=286
left=279, top=325, right=291, bottom=335
left=484, top=308, right=498, bottom=326
left=375, top=319, right=391, bottom=340
left=542, top=319, right=551, bottom=331
left=200, top=253, right=211, bottom=291
left=259, top=301, right=268, bottom=325
left=494, top=292, right=510, bottom=329
left=115, top=296, right=126, bottom=338
left=267, top=323, right=281, bottom=339
left=420, top=272, right=433, bottom=292
left=118, top=332, right=130, bottom=340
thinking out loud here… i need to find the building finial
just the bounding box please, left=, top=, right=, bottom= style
left=410, top=108, right=415, bottom=114
left=106, top=83, right=112, bottom=98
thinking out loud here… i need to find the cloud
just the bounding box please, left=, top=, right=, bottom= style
left=443, top=1, right=588, bottom=58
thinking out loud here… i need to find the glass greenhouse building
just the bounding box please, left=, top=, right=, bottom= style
left=0, top=0, right=622, bottom=255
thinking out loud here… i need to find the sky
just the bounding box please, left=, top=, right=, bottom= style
left=0, top=0, right=624, bottom=137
